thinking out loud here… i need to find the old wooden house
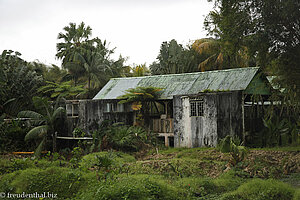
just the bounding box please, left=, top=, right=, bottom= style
left=66, top=67, right=273, bottom=148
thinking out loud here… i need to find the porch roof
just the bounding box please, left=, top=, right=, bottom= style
left=93, top=67, right=264, bottom=100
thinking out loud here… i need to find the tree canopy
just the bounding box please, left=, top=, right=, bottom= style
left=205, top=0, right=300, bottom=98
left=149, top=39, right=204, bottom=75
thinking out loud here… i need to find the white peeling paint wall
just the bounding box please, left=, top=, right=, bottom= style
left=181, top=96, right=192, bottom=148
left=173, top=94, right=219, bottom=148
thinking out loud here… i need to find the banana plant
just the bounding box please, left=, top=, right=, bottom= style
left=262, top=116, right=289, bottom=147
left=18, top=96, right=66, bottom=158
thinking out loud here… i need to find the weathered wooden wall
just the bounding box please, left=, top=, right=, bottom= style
left=173, top=91, right=243, bottom=148
left=66, top=100, right=133, bottom=136
left=217, top=91, right=243, bottom=140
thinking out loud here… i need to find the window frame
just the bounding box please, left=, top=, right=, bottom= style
left=189, top=97, right=204, bottom=117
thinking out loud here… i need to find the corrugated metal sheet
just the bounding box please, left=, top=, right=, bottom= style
left=93, top=67, right=260, bottom=100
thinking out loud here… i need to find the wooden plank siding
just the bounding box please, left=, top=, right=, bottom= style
left=150, top=118, right=174, bottom=147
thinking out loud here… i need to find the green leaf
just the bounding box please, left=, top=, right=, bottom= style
left=25, top=125, right=48, bottom=141
left=18, top=110, right=44, bottom=120
left=34, top=137, right=46, bottom=158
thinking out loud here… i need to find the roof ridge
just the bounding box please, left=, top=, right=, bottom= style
left=110, top=67, right=260, bottom=80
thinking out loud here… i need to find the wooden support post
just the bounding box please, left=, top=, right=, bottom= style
left=164, top=134, right=169, bottom=147
left=53, top=132, right=57, bottom=153
left=242, top=94, right=246, bottom=144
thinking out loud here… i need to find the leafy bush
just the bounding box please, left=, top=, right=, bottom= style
left=75, top=174, right=180, bottom=200
left=0, top=119, right=33, bottom=152
left=3, top=167, right=85, bottom=199
left=221, top=179, right=295, bottom=200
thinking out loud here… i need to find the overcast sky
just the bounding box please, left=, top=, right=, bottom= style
left=0, top=0, right=213, bottom=66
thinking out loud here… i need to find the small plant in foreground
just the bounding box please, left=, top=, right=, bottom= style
left=70, top=147, right=83, bottom=168
left=94, top=152, right=114, bottom=181
left=218, top=135, right=248, bottom=166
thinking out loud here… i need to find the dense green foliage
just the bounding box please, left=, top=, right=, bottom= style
left=79, top=151, right=136, bottom=171
left=38, top=80, right=86, bottom=99
left=0, top=119, right=32, bottom=153
left=0, top=50, right=43, bottom=117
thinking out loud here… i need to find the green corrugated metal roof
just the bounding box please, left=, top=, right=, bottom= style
left=93, top=67, right=261, bottom=100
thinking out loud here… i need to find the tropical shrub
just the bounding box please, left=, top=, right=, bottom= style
left=91, top=122, right=158, bottom=152
left=18, top=96, right=66, bottom=157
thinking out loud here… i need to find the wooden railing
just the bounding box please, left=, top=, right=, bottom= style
left=151, top=118, right=174, bottom=133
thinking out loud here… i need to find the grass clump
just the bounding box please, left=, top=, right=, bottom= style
left=79, top=151, right=136, bottom=171
left=0, top=158, right=35, bottom=175
left=2, top=167, right=86, bottom=199
left=75, top=174, right=180, bottom=200
left=173, top=170, right=245, bottom=199
left=293, top=189, right=300, bottom=200
left=221, top=178, right=296, bottom=200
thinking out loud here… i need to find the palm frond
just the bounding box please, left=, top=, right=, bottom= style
left=198, top=54, right=218, bottom=72
left=34, top=137, right=46, bottom=158
left=51, top=107, right=66, bottom=123
left=25, top=125, right=48, bottom=141
left=18, top=110, right=44, bottom=120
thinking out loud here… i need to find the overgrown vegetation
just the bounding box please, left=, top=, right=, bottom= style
left=0, top=147, right=299, bottom=199
left=91, top=121, right=159, bottom=152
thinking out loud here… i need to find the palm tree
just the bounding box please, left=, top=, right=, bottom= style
left=56, top=22, right=92, bottom=64
left=192, top=38, right=223, bottom=71
left=56, top=22, right=126, bottom=95
left=56, top=22, right=92, bottom=85
left=131, top=64, right=150, bottom=77
left=18, top=97, right=65, bottom=158
left=192, top=38, right=250, bottom=71
left=70, top=39, right=114, bottom=90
